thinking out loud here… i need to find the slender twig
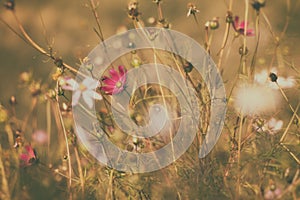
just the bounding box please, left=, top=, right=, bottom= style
left=4, top=10, right=85, bottom=77
left=217, top=0, right=233, bottom=73
left=74, top=145, right=85, bottom=195
left=88, top=0, right=104, bottom=42
left=276, top=83, right=300, bottom=122
left=236, top=111, right=244, bottom=198
left=105, top=169, right=114, bottom=200
left=56, top=81, right=72, bottom=192
left=279, top=102, right=300, bottom=143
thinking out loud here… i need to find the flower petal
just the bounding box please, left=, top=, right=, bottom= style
left=273, top=120, right=283, bottom=131
left=103, top=77, right=117, bottom=85
left=246, top=29, right=255, bottom=36
left=109, top=68, right=120, bottom=81
left=20, top=154, right=29, bottom=161
left=65, top=78, right=79, bottom=90
left=100, top=86, right=115, bottom=95
left=72, top=90, right=81, bottom=106
left=234, top=16, right=239, bottom=30
left=118, top=65, right=126, bottom=77
left=82, top=91, right=94, bottom=109
left=83, top=77, right=99, bottom=90
left=239, top=21, right=246, bottom=29
left=93, top=91, right=103, bottom=100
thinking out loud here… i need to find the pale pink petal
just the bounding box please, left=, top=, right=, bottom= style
left=277, top=77, right=295, bottom=88
left=82, top=91, right=94, bottom=109
left=273, top=120, right=283, bottom=131
left=72, top=90, right=81, bottom=106
left=62, top=85, right=75, bottom=91
left=65, top=78, right=79, bottom=90
left=268, top=118, right=276, bottom=127
left=83, top=77, right=99, bottom=90
left=120, top=75, right=127, bottom=84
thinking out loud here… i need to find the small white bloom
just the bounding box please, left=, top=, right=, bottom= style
left=254, top=68, right=295, bottom=89
left=62, top=77, right=102, bottom=109
left=254, top=118, right=283, bottom=135
left=263, top=118, right=283, bottom=134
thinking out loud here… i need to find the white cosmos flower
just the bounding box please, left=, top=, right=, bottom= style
left=254, top=118, right=283, bottom=135
left=263, top=118, right=283, bottom=135
left=254, top=68, right=295, bottom=89
left=62, top=77, right=102, bottom=109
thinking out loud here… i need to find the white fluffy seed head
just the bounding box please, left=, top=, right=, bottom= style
left=233, top=84, right=280, bottom=115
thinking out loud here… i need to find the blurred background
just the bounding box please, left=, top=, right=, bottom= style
left=1, top=0, right=300, bottom=106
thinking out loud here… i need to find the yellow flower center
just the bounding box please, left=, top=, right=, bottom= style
left=115, top=81, right=122, bottom=88
left=79, top=83, right=87, bottom=91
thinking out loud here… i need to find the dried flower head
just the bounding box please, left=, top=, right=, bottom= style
left=252, top=0, right=265, bottom=11
left=187, top=3, right=199, bottom=17
left=152, top=0, right=162, bottom=4
left=128, top=1, right=140, bottom=20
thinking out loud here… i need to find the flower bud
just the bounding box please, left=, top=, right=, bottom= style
left=183, top=61, right=193, bottom=73
left=4, top=0, right=15, bottom=11
left=209, top=18, right=219, bottom=30
left=9, top=95, right=17, bottom=105
left=131, top=58, right=141, bottom=68
left=19, top=72, right=31, bottom=84
left=269, top=73, right=278, bottom=82
left=239, top=46, right=249, bottom=55
left=54, top=57, right=64, bottom=68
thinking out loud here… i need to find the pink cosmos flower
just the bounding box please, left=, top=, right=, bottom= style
left=264, top=188, right=282, bottom=200
left=61, top=77, right=102, bottom=109
left=233, top=16, right=255, bottom=36
left=20, top=145, right=37, bottom=167
left=100, top=65, right=127, bottom=95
